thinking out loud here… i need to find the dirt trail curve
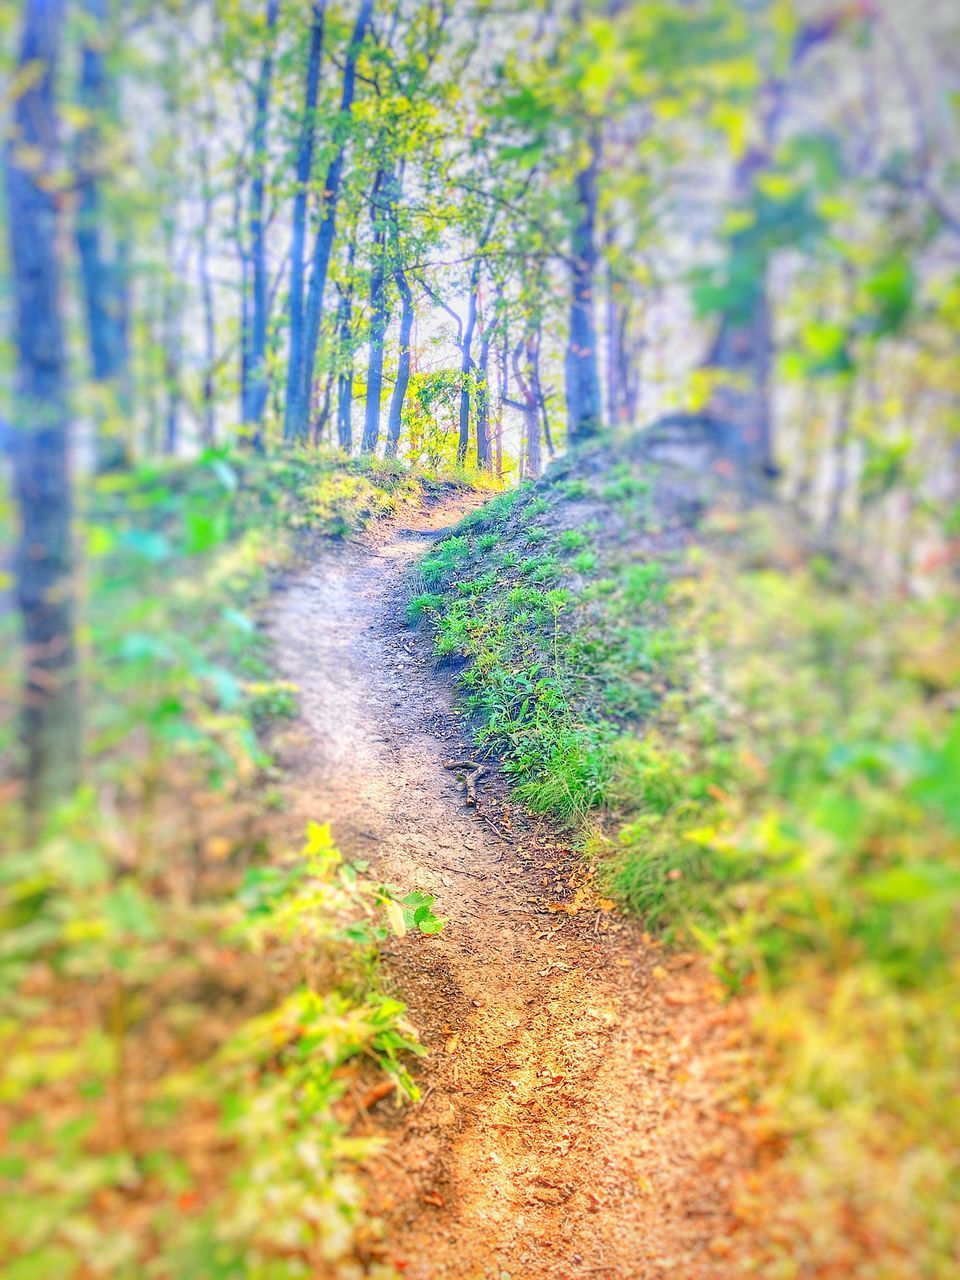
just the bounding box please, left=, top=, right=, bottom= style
left=270, top=490, right=751, bottom=1280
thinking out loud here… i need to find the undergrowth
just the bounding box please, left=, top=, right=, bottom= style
left=0, top=448, right=458, bottom=1279
left=410, top=443, right=960, bottom=1277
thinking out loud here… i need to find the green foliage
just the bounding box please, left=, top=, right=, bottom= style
left=597, top=518, right=960, bottom=1274
left=570, top=550, right=598, bottom=574
left=0, top=454, right=451, bottom=1279
left=598, top=469, right=650, bottom=504
left=557, top=528, right=588, bottom=552
left=861, top=255, right=915, bottom=338
left=419, top=535, right=472, bottom=588
left=411, top=464, right=670, bottom=826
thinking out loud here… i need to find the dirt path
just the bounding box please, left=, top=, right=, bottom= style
left=270, top=491, right=751, bottom=1280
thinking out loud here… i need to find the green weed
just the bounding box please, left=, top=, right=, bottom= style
left=558, top=528, right=589, bottom=552
left=420, top=535, right=472, bottom=587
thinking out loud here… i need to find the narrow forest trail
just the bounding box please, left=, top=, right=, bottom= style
left=270, top=490, right=753, bottom=1280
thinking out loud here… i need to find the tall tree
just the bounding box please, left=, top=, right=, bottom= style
left=565, top=125, right=603, bottom=443
left=196, top=121, right=217, bottom=447
left=284, top=0, right=326, bottom=439
left=335, top=240, right=357, bottom=450
left=241, top=0, right=281, bottom=449
left=701, top=13, right=851, bottom=483
left=5, top=0, right=81, bottom=817
left=385, top=254, right=414, bottom=458
left=361, top=167, right=394, bottom=453
left=286, top=0, right=374, bottom=442
left=455, top=253, right=484, bottom=466
left=75, top=0, right=129, bottom=470
left=475, top=291, right=493, bottom=471
left=509, top=328, right=542, bottom=479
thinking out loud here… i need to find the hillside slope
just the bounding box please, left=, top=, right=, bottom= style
left=410, top=433, right=960, bottom=1278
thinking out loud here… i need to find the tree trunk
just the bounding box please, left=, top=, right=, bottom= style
left=361, top=168, right=393, bottom=454
left=385, top=262, right=414, bottom=458
left=313, top=367, right=335, bottom=445
left=286, top=0, right=373, bottom=441
left=476, top=331, right=492, bottom=470
left=457, top=258, right=483, bottom=466
left=620, top=298, right=641, bottom=424
left=706, top=278, right=774, bottom=480
left=235, top=174, right=250, bottom=427
left=5, top=0, right=81, bottom=818
left=335, top=243, right=356, bottom=451
left=513, top=336, right=542, bottom=478
left=703, top=20, right=841, bottom=486
left=826, top=371, right=857, bottom=534
left=337, top=367, right=354, bottom=450
left=496, top=309, right=508, bottom=477
left=284, top=0, right=326, bottom=437
left=532, top=321, right=554, bottom=458
left=75, top=0, right=129, bottom=471
left=565, top=126, right=603, bottom=443
left=197, top=129, right=217, bottom=447
left=162, top=219, right=182, bottom=456
left=605, top=253, right=618, bottom=429
left=241, top=0, right=280, bottom=450
left=605, top=254, right=635, bottom=429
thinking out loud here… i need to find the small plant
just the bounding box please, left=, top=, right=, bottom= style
left=570, top=550, right=598, bottom=574
left=622, top=560, right=667, bottom=608
left=557, top=478, right=592, bottom=500
left=529, top=558, right=562, bottom=586
left=600, top=470, right=651, bottom=503
left=246, top=678, right=298, bottom=721
left=435, top=601, right=472, bottom=656
left=457, top=570, right=498, bottom=596
left=407, top=591, right=445, bottom=623
left=557, top=528, right=589, bottom=552
left=420, top=535, right=472, bottom=587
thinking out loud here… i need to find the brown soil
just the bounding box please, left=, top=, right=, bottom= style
left=270, top=490, right=754, bottom=1280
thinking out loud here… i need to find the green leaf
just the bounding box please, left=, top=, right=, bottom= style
left=864, top=863, right=960, bottom=905
left=185, top=510, right=229, bottom=555
left=862, top=256, right=915, bottom=338
left=103, top=882, right=159, bottom=941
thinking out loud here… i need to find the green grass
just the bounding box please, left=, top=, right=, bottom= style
left=557, top=528, right=589, bottom=552
left=410, top=460, right=670, bottom=826
left=420, top=535, right=472, bottom=587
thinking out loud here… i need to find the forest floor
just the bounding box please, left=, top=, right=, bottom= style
left=269, top=488, right=756, bottom=1280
